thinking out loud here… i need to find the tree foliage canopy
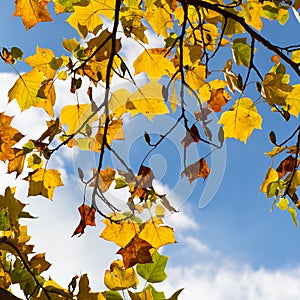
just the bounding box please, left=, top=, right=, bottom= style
left=1, top=0, right=300, bottom=298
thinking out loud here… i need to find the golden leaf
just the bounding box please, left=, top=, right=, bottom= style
left=138, top=217, right=175, bottom=249
left=260, top=167, right=279, bottom=194
left=25, top=168, right=64, bottom=200
left=13, top=0, right=53, bottom=30
left=101, top=218, right=139, bottom=248
left=185, top=64, right=206, bottom=91
left=133, top=49, right=176, bottom=78
left=104, top=260, right=139, bottom=291
left=218, top=98, right=262, bottom=143
left=90, top=166, right=116, bottom=192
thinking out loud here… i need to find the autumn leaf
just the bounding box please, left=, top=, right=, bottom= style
left=7, top=149, right=26, bottom=177
left=136, top=251, right=168, bottom=283
left=60, top=104, right=97, bottom=134
left=260, top=167, right=279, bottom=194
left=0, top=113, right=24, bottom=162
left=8, top=69, right=46, bottom=111
left=199, top=79, right=231, bottom=112
left=138, top=217, right=175, bottom=249
left=181, top=158, right=210, bottom=183
left=232, top=38, right=253, bottom=67
left=100, top=218, right=139, bottom=248
left=25, top=168, right=64, bottom=200
left=240, top=1, right=263, bottom=31
left=276, top=155, right=296, bottom=178
left=133, top=49, right=176, bottom=78
left=286, top=84, right=300, bottom=117
left=218, top=98, right=262, bottom=143
left=104, top=260, right=139, bottom=291
left=181, top=124, right=200, bottom=148
left=29, top=253, right=51, bottom=275
left=0, top=187, right=25, bottom=230
left=77, top=274, right=106, bottom=300
left=117, top=236, right=153, bottom=268
left=24, top=46, right=56, bottom=79
left=261, top=73, right=293, bottom=106
left=144, top=0, right=173, bottom=38
left=72, top=204, right=96, bottom=237
left=136, top=165, right=154, bottom=189
left=90, top=166, right=116, bottom=193
left=185, top=64, right=206, bottom=91
left=276, top=197, right=289, bottom=210
left=126, top=81, right=170, bottom=120
left=13, top=0, right=53, bottom=30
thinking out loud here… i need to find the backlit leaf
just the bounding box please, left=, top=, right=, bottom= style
left=138, top=217, right=175, bottom=249
left=260, top=167, right=279, bottom=194
left=72, top=204, right=96, bottom=237
left=232, top=38, right=252, bottom=67
left=8, top=69, right=45, bottom=111
left=185, top=64, right=206, bottom=91
left=13, top=0, right=53, bottom=30
left=133, top=49, right=176, bottom=78
left=261, top=73, right=293, bottom=106
left=181, top=158, right=210, bottom=183
left=276, top=155, right=296, bottom=178
left=29, top=253, right=51, bottom=275
left=25, top=168, right=64, bottom=200
left=126, top=81, right=170, bottom=120
left=90, top=166, right=116, bottom=193
left=288, top=207, right=298, bottom=227
left=77, top=274, right=106, bottom=300
left=276, top=197, right=289, bottom=210
left=218, top=98, right=262, bottom=143
left=286, top=84, right=300, bottom=117
left=117, top=236, right=153, bottom=268
left=104, top=260, right=139, bottom=291
left=101, top=218, right=139, bottom=248
left=136, top=251, right=168, bottom=283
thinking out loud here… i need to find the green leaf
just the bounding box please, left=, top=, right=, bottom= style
left=62, top=37, right=81, bottom=52
left=0, top=209, right=11, bottom=231
left=103, top=290, right=123, bottom=299
left=11, top=47, right=23, bottom=60
left=145, top=284, right=165, bottom=300
left=232, top=37, right=252, bottom=67
left=114, top=177, right=128, bottom=189
left=136, top=251, right=168, bottom=283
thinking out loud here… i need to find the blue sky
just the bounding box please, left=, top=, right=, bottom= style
left=1, top=0, right=300, bottom=299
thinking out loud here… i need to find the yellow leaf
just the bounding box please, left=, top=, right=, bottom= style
left=27, top=153, right=43, bottom=170
left=24, top=46, right=56, bottom=79
left=133, top=48, right=176, bottom=78
left=77, top=274, right=106, bottom=300
left=218, top=98, right=262, bottom=143
left=185, top=64, right=206, bottom=91
left=8, top=69, right=45, bottom=111
left=285, top=170, right=300, bottom=195
left=264, top=146, right=286, bottom=158
left=240, top=1, right=263, bottom=31
left=13, top=0, right=53, bottom=30
left=126, top=81, right=169, bottom=120
left=260, top=167, right=279, bottom=194
left=286, top=84, right=300, bottom=117
left=66, top=0, right=115, bottom=37
left=288, top=207, right=298, bottom=227
left=138, top=217, right=175, bottom=249
left=104, top=260, right=139, bottom=291
left=35, top=80, right=56, bottom=117
left=25, top=168, right=64, bottom=200
left=144, top=0, right=173, bottom=38
left=60, top=104, right=97, bottom=134
left=109, top=88, right=132, bottom=118
left=276, top=197, right=289, bottom=210
left=100, top=219, right=139, bottom=247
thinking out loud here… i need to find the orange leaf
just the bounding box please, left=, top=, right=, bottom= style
left=1, top=48, right=15, bottom=64
left=13, top=0, right=53, bottom=30
left=276, top=155, right=296, bottom=178
left=90, top=166, right=116, bottom=192
left=72, top=204, right=96, bottom=237
left=207, top=88, right=230, bottom=112
left=181, top=124, right=200, bottom=148
left=181, top=158, right=210, bottom=183
left=117, top=236, right=153, bottom=269
left=271, top=55, right=280, bottom=64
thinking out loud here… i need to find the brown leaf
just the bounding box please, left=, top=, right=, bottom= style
left=72, top=204, right=96, bottom=237
left=207, top=88, right=229, bottom=112
left=181, top=158, right=210, bottom=183
left=1, top=48, right=15, bottom=64
left=194, top=107, right=212, bottom=121
left=117, top=236, right=153, bottom=269
left=276, top=155, right=296, bottom=178
left=136, top=165, right=154, bottom=189
left=181, top=124, right=200, bottom=148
